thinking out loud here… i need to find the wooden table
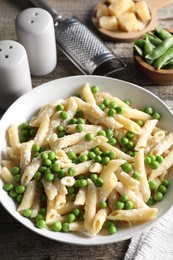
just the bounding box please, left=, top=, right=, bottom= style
left=0, top=1, right=173, bottom=259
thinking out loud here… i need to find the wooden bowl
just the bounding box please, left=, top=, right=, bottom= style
left=134, top=54, right=173, bottom=85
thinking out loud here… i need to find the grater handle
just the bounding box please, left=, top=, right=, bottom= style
left=29, top=0, right=62, bottom=25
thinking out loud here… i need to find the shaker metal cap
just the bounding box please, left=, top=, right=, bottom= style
left=15, top=8, right=57, bottom=76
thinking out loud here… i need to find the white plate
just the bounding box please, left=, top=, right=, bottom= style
left=0, top=75, right=173, bottom=245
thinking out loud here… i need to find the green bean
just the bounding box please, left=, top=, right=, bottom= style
left=144, top=36, right=155, bottom=56
left=134, top=39, right=145, bottom=49
left=153, top=46, right=173, bottom=69
left=147, top=34, right=162, bottom=47
left=162, top=58, right=173, bottom=69
left=155, top=27, right=173, bottom=40
left=134, top=45, right=143, bottom=57
left=146, top=37, right=173, bottom=60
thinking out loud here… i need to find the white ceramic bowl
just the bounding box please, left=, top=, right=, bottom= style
left=0, top=75, right=173, bottom=245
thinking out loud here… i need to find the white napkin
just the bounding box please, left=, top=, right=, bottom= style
left=124, top=207, right=173, bottom=260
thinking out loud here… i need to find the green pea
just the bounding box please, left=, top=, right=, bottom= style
left=99, top=103, right=106, bottom=111
left=15, top=185, right=26, bottom=194
left=97, top=130, right=106, bottom=136
left=120, top=137, right=129, bottom=146
left=132, top=171, right=141, bottom=181
left=45, top=173, right=54, bottom=182
left=85, top=133, right=94, bottom=141
left=144, top=157, right=152, bottom=164
left=56, top=104, right=64, bottom=111
left=156, top=155, right=163, bottom=164
left=76, top=124, right=83, bottom=133
left=72, top=208, right=80, bottom=217
left=149, top=180, right=158, bottom=190
left=68, top=151, right=77, bottom=160
left=158, top=185, right=167, bottom=195
left=16, top=194, right=23, bottom=204
left=125, top=131, right=134, bottom=140
left=48, top=151, right=56, bottom=161
left=115, top=106, right=125, bottom=114
left=136, top=120, right=143, bottom=126
left=153, top=112, right=161, bottom=120
left=100, top=200, right=107, bottom=209
left=60, top=111, right=68, bottom=120
left=51, top=162, right=61, bottom=172
left=149, top=154, right=156, bottom=161
left=67, top=213, right=76, bottom=223
left=44, top=168, right=51, bottom=175
left=29, top=128, right=37, bottom=137
left=109, top=151, right=116, bottom=160
left=147, top=196, right=155, bottom=206
left=149, top=160, right=159, bottom=169
left=62, top=222, right=70, bottom=232
left=92, top=147, right=101, bottom=155
left=43, top=159, right=52, bottom=167
left=90, top=173, right=98, bottom=181
left=68, top=167, right=76, bottom=176
left=108, top=109, right=116, bottom=117
left=124, top=100, right=130, bottom=106
left=126, top=141, right=134, bottom=151
left=20, top=136, right=30, bottom=143
left=9, top=189, right=17, bottom=198
left=39, top=166, right=47, bottom=173
left=125, top=201, right=134, bottom=210
left=94, top=155, right=102, bottom=163
left=120, top=195, right=128, bottom=203
left=69, top=118, right=77, bottom=124
left=108, top=137, right=117, bottom=146
left=39, top=208, right=46, bottom=216
left=22, top=209, right=32, bottom=218
left=3, top=183, right=14, bottom=191
left=20, top=122, right=29, bottom=130
left=115, top=201, right=124, bottom=210
left=106, top=128, right=113, bottom=138
left=79, top=154, right=88, bottom=162
left=109, top=101, right=117, bottom=109
left=41, top=152, right=48, bottom=160
left=12, top=166, right=20, bottom=175
left=106, top=220, right=115, bottom=228
left=57, top=125, right=64, bottom=132
left=122, top=162, right=132, bottom=173
left=161, top=179, right=169, bottom=188
left=144, top=106, right=153, bottom=115
left=32, top=143, right=40, bottom=153
left=101, top=156, right=110, bottom=165
left=94, top=177, right=104, bottom=187
left=36, top=219, right=46, bottom=229
left=35, top=214, right=44, bottom=222
left=51, top=221, right=62, bottom=232
left=154, top=192, right=163, bottom=202
left=34, top=171, right=42, bottom=180
left=107, top=225, right=117, bottom=235
left=77, top=118, right=85, bottom=124
left=76, top=110, right=84, bottom=117
left=88, top=151, right=96, bottom=160
left=21, top=129, right=29, bottom=137
left=79, top=179, right=88, bottom=188
left=103, top=99, right=110, bottom=107
left=91, top=85, right=99, bottom=93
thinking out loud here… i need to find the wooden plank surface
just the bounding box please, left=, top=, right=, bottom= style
left=0, top=0, right=173, bottom=259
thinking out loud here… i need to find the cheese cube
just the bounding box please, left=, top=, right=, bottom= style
left=135, top=1, right=151, bottom=23
left=99, top=16, right=118, bottom=31
left=108, top=0, right=135, bottom=17
left=96, top=4, right=109, bottom=19
left=118, top=12, right=139, bottom=32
